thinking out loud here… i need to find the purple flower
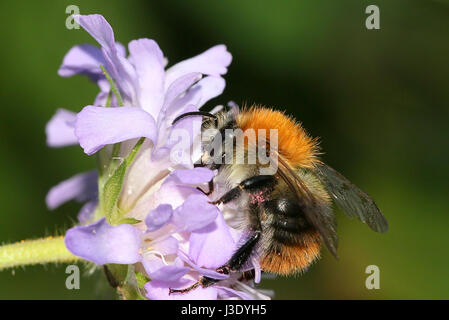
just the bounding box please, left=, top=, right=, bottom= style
left=46, top=14, right=270, bottom=300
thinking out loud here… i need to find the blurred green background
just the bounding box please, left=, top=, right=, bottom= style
left=0, top=0, right=448, bottom=299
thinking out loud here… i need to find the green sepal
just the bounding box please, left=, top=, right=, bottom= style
left=104, top=264, right=130, bottom=288
left=135, top=272, right=151, bottom=289
left=103, top=137, right=145, bottom=225
left=118, top=218, right=142, bottom=225
left=118, top=284, right=145, bottom=300
left=103, top=160, right=128, bottom=225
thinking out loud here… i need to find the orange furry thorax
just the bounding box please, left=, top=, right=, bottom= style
left=236, top=106, right=320, bottom=168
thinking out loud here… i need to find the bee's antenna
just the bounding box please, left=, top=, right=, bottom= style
left=172, top=111, right=218, bottom=125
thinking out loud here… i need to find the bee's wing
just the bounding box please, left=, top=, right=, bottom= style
left=275, top=155, right=339, bottom=258
left=313, top=163, right=388, bottom=233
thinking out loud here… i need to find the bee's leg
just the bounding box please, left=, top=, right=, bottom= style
left=197, top=179, right=215, bottom=196
left=211, top=175, right=275, bottom=205
left=216, top=230, right=261, bottom=274
left=239, top=269, right=256, bottom=282
left=169, top=230, right=262, bottom=294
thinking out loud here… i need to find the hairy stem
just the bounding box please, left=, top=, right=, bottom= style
left=0, top=236, right=79, bottom=271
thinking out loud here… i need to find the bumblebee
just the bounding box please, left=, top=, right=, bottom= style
left=170, top=104, right=388, bottom=294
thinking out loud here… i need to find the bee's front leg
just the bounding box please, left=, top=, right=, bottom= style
left=197, top=179, right=215, bottom=196
left=211, top=175, right=275, bottom=205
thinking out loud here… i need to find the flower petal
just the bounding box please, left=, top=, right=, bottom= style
left=74, top=15, right=115, bottom=52
left=77, top=200, right=98, bottom=225
left=189, top=212, right=236, bottom=269
left=145, top=278, right=218, bottom=300
left=168, top=76, right=226, bottom=114
left=46, top=170, right=98, bottom=210
left=152, top=236, right=179, bottom=256
left=74, top=14, right=137, bottom=103
left=153, top=104, right=202, bottom=164
left=216, top=286, right=253, bottom=300
left=58, top=44, right=104, bottom=80
left=65, top=217, right=141, bottom=265
left=145, top=204, right=173, bottom=232
left=172, top=194, right=218, bottom=232
left=45, top=109, right=78, bottom=147
left=251, top=257, right=262, bottom=284
left=145, top=258, right=189, bottom=282
left=164, top=73, right=202, bottom=109
left=169, top=167, right=215, bottom=185
left=75, top=106, right=157, bottom=155
left=148, top=265, right=190, bottom=282
left=128, top=39, right=165, bottom=119
left=141, top=237, right=180, bottom=276
left=178, top=251, right=229, bottom=280
left=165, top=45, right=232, bottom=89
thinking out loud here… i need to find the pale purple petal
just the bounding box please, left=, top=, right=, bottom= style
left=152, top=104, right=201, bottom=162
left=178, top=251, right=229, bottom=280
left=251, top=257, right=262, bottom=284
left=94, top=90, right=109, bottom=107
left=74, top=15, right=115, bottom=52
left=216, top=286, right=253, bottom=300
left=141, top=237, right=180, bottom=276
left=145, top=204, right=173, bottom=232
left=74, top=14, right=137, bottom=103
left=165, top=45, right=232, bottom=88
left=169, top=167, right=214, bottom=185
left=152, top=236, right=179, bottom=255
left=194, top=76, right=226, bottom=107
left=149, top=265, right=190, bottom=282
left=128, top=39, right=165, bottom=119
left=164, top=104, right=204, bottom=167
left=77, top=200, right=98, bottom=225
left=189, top=213, right=236, bottom=269
left=45, top=109, right=78, bottom=147
left=58, top=44, right=104, bottom=79
left=75, top=106, right=157, bottom=155
left=65, top=217, right=141, bottom=265
left=172, top=194, right=218, bottom=232
left=157, top=72, right=202, bottom=125
left=145, top=258, right=189, bottom=282
left=141, top=255, right=165, bottom=274
left=115, top=42, right=126, bottom=57
left=169, top=76, right=226, bottom=113
left=145, top=278, right=218, bottom=300
left=46, top=170, right=98, bottom=210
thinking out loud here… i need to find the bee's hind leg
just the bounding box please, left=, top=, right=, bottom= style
left=169, top=230, right=262, bottom=295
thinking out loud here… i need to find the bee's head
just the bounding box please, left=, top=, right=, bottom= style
left=198, top=105, right=238, bottom=169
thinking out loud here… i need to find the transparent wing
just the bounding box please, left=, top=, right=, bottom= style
left=275, top=154, right=339, bottom=258
left=314, top=163, right=388, bottom=233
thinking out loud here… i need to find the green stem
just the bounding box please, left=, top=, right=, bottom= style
left=0, top=236, right=79, bottom=271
